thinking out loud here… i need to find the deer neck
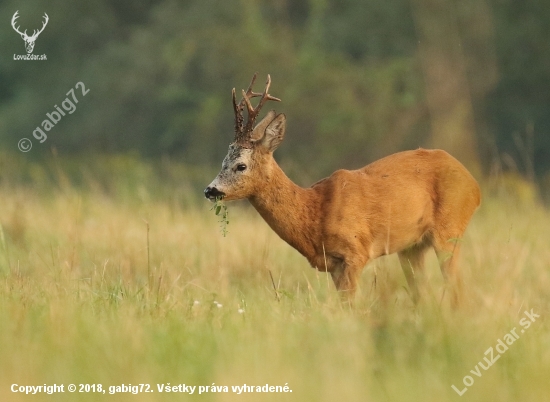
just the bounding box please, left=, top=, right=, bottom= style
left=248, top=160, right=319, bottom=262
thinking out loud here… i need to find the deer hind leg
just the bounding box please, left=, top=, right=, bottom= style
left=433, top=234, right=464, bottom=307
left=398, top=243, right=429, bottom=304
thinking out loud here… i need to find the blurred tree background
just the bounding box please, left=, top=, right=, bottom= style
left=0, top=0, right=549, bottom=189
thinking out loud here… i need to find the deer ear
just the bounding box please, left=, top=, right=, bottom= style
left=250, top=110, right=276, bottom=142
left=259, top=113, right=286, bottom=152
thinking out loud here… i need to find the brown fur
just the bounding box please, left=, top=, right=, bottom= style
left=247, top=148, right=480, bottom=305
left=206, top=76, right=480, bottom=305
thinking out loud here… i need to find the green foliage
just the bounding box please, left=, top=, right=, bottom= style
left=211, top=197, right=229, bottom=237
left=486, top=0, right=550, bottom=177
left=0, top=0, right=549, bottom=180
left=0, top=0, right=425, bottom=178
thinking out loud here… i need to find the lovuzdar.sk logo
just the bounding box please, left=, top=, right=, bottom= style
left=11, top=10, right=48, bottom=61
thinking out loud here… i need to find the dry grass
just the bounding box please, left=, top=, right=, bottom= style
left=0, top=156, right=549, bottom=401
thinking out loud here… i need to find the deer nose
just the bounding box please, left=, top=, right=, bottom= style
left=204, top=186, right=225, bottom=200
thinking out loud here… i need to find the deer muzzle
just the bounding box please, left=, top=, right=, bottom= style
left=204, top=186, right=225, bottom=201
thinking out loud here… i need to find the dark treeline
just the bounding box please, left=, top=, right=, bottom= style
left=0, top=0, right=549, bottom=183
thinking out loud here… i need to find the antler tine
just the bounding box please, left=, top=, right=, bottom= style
left=234, top=72, right=262, bottom=142
left=11, top=11, right=24, bottom=36
left=241, top=72, right=268, bottom=111
left=256, top=74, right=281, bottom=111
left=241, top=88, right=255, bottom=115
left=38, top=13, right=49, bottom=33
left=232, top=88, right=243, bottom=134
left=243, top=72, right=259, bottom=96
left=242, top=74, right=281, bottom=134
left=29, top=13, right=48, bottom=39
left=11, top=10, right=19, bottom=25
left=233, top=73, right=281, bottom=144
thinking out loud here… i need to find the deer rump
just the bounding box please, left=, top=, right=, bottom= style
left=309, top=148, right=480, bottom=266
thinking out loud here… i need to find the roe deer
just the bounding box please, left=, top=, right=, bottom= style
left=205, top=73, right=481, bottom=305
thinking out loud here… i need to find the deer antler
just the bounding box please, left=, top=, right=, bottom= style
left=11, top=11, right=48, bottom=39
left=11, top=11, right=26, bottom=37
left=232, top=73, right=261, bottom=140
left=233, top=73, right=281, bottom=144
left=30, top=13, right=49, bottom=40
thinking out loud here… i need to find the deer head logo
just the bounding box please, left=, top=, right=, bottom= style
left=11, top=11, right=49, bottom=54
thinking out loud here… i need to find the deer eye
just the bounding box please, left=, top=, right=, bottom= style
left=236, top=164, right=247, bottom=172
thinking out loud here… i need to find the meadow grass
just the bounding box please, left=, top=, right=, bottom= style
left=0, top=158, right=549, bottom=401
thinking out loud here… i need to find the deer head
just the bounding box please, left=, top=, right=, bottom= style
left=11, top=11, right=49, bottom=54
left=205, top=73, right=284, bottom=201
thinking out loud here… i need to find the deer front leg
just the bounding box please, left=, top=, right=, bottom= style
left=328, top=255, right=365, bottom=303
